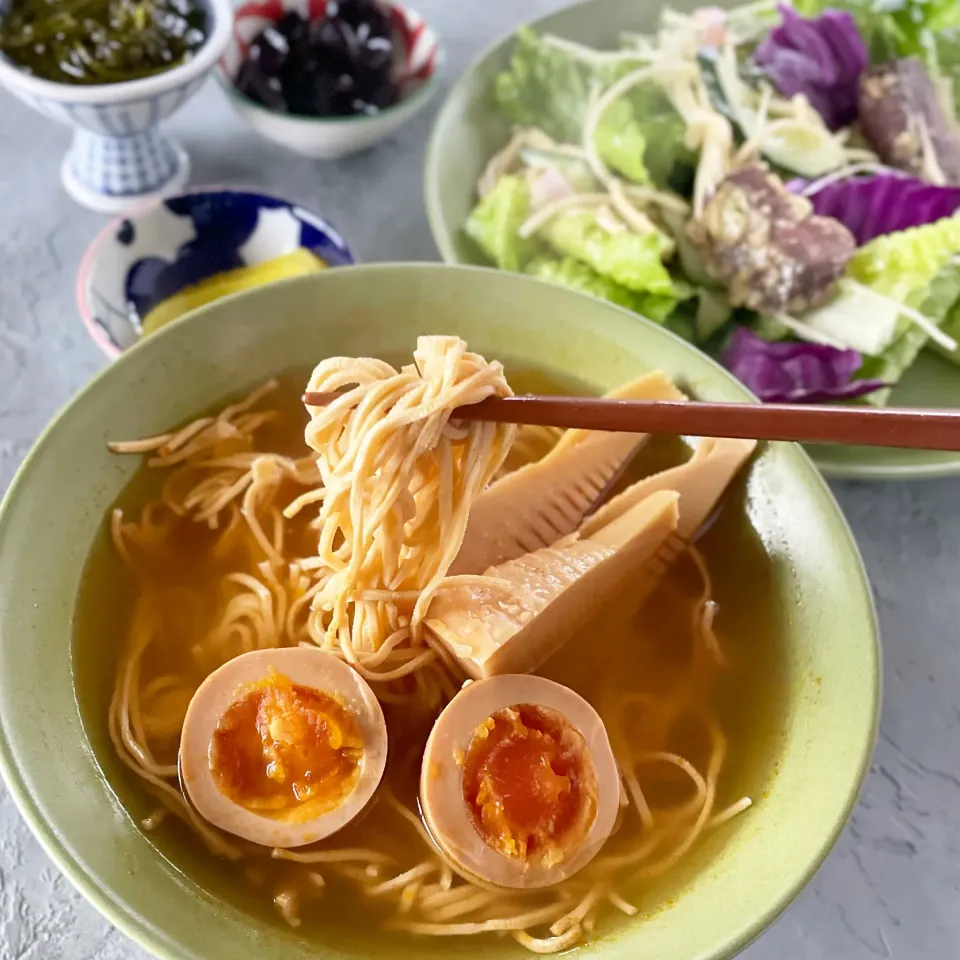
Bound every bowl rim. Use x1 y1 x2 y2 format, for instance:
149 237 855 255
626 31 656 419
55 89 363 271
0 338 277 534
214 0 445 127
423 0 515 266
0 263 881 960
0 0 234 104
75 184 358 359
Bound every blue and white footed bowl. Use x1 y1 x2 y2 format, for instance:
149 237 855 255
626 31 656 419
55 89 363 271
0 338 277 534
0 0 234 214
77 188 356 356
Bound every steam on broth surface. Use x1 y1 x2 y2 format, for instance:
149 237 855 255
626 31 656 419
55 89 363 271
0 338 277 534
73 338 786 955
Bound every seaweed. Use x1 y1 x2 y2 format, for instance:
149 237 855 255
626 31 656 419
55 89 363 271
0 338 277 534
0 0 207 85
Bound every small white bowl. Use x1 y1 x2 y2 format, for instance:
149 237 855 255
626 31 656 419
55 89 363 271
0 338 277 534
0 0 234 214
216 0 442 160
76 186 355 357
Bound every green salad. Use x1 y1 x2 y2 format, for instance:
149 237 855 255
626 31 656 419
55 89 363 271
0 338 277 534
465 0 960 404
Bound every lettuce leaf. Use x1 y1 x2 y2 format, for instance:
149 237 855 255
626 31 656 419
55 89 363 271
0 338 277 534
935 283 960 363
525 254 644 310
802 280 904 355
846 215 960 300
697 288 734 341
797 216 960 367
525 255 679 321
660 290 735 344
640 293 684 324
937 28 960 107
494 28 636 144
494 28 590 142
600 86 694 190
493 28 691 191
542 210 676 295
464 176 537 272
594 99 650 184
868 0 960 61
857 262 960 403
793 0 960 70
628 84 697 190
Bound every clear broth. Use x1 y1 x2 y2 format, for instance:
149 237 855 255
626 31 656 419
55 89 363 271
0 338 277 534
72 363 788 956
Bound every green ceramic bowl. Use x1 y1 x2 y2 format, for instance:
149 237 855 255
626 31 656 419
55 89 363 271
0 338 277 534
0 264 878 960
423 0 960 480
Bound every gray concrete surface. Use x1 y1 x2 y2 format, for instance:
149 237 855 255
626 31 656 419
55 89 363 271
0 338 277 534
1 1 958 957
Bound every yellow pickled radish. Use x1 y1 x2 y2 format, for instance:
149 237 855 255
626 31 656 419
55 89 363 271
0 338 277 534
141 248 327 336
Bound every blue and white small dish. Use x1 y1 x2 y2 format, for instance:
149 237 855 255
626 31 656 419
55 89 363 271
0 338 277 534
0 0 234 214
77 188 356 357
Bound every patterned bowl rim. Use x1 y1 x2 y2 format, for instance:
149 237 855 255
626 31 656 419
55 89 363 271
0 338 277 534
215 0 444 126
76 185 358 359
0 0 234 104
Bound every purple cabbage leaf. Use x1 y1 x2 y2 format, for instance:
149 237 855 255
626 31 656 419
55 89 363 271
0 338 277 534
722 327 888 403
795 174 960 246
754 4 867 131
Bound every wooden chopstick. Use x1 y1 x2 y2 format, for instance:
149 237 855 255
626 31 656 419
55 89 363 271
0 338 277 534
302 392 960 451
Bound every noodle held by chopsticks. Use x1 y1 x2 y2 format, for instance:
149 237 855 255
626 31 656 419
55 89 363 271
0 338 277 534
297 336 516 670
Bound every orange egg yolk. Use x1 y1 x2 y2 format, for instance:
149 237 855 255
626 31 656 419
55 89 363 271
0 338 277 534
209 673 363 821
461 704 597 866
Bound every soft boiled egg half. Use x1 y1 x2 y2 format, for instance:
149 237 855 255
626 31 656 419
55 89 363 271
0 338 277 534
180 648 387 848
420 675 620 889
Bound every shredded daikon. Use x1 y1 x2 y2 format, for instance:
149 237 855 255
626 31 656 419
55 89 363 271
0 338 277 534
621 183 691 215
774 313 849 350
583 61 699 187
608 180 670 242
518 193 613 238
917 116 948 187
688 111 734 219
799 163 909 198
845 281 958 352
477 128 556 197
542 34 655 65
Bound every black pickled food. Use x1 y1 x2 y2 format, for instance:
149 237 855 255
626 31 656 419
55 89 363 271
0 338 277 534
235 0 401 119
